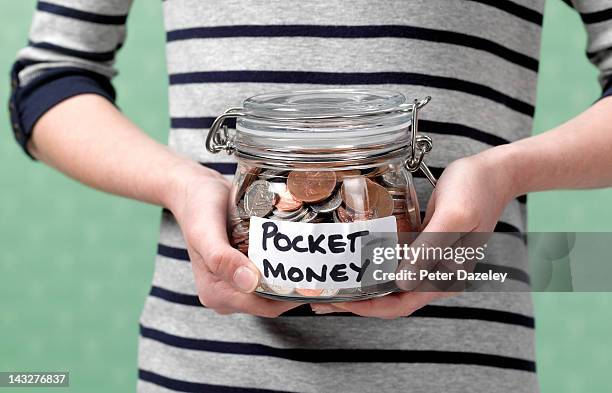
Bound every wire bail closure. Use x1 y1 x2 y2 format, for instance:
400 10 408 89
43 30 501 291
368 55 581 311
402 96 437 187
205 107 244 154
205 96 437 187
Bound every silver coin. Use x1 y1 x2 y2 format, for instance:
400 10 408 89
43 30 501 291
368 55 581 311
232 167 260 204
269 284 294 295
382 171 408 187
300 209 319 223
320 288 340 297
236 201 251 220
310 191 342 213
288 207 310 222
272 205 306 220
259 169 289 181
244 180 276 217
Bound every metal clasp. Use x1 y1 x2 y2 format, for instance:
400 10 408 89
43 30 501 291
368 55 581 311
205 107 244 154
401 96 437 187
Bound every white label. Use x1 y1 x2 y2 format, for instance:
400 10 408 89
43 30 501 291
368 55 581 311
248 216 399 289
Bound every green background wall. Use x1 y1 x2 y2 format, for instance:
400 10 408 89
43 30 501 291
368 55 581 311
1 1 611 391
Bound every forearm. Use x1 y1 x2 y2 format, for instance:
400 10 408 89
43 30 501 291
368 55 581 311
28 94 219 209
480 96 612 198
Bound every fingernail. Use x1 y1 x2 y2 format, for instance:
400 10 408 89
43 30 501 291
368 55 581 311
233 266 258 293
311 305 335 314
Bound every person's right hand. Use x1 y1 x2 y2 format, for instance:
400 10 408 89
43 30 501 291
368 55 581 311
167 164 301 317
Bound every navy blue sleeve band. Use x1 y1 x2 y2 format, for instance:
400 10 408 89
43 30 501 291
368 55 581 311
8 61 116 159
602 79 612 100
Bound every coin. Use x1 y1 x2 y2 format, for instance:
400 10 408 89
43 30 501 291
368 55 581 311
310 191 342 213
340 176 369 212
369 181 394 217
320 288 340 297
336 206 354 223
244 180 276 217
396 216 416 233
231 166 260 204
388 188 407 197
352 207 375 221
382 171 408 187
237 242 249 254
287 171 337 203
231 222 250 243
259 169 289 182
340 177 380 212
335 169 361 181
272 205 306 220
289 207 310 222
275 187 303 212
300 209 319 223
295 288 324 297
271 284 295 295
236 201 250 220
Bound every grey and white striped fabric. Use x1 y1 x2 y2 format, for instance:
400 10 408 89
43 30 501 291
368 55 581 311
10 0 612 392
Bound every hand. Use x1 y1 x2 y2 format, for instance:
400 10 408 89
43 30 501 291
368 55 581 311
167 164 301 317
312 151 518 318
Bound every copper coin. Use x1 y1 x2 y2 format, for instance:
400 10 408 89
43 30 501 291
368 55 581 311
340 176 369 212
275 187 303 211
295 288 324 297
237 243 249 255
287 171 337 203
395 215 418 233
340 177 379 212
336 206 354 223
352 207 375 221
388 188 407 197
369 181 394 217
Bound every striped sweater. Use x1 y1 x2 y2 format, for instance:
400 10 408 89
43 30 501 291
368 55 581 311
9 1 612 392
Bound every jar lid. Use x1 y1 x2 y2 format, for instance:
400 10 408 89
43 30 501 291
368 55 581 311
207 89 432 168
241 89 407 119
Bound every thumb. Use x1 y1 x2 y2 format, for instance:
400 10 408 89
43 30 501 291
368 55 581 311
395 209 465 291
188 193 260 294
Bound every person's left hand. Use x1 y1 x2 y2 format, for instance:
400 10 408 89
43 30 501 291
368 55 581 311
311 150 518 318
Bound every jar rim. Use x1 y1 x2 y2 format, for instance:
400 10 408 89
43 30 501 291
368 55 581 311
241 88 408 120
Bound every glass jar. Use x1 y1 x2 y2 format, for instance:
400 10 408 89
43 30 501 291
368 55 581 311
206 89 436 303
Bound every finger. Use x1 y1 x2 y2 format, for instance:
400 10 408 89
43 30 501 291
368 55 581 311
187 201 261 293
395 207 475 291
310 304 346 314
331 291 445 319
421 192 436 227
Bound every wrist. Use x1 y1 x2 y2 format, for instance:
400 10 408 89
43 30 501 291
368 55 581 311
158 158 225 218
473 143 526 204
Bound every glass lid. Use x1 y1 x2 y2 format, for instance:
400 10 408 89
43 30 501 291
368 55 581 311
229 88 425 167
242 89 408 119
